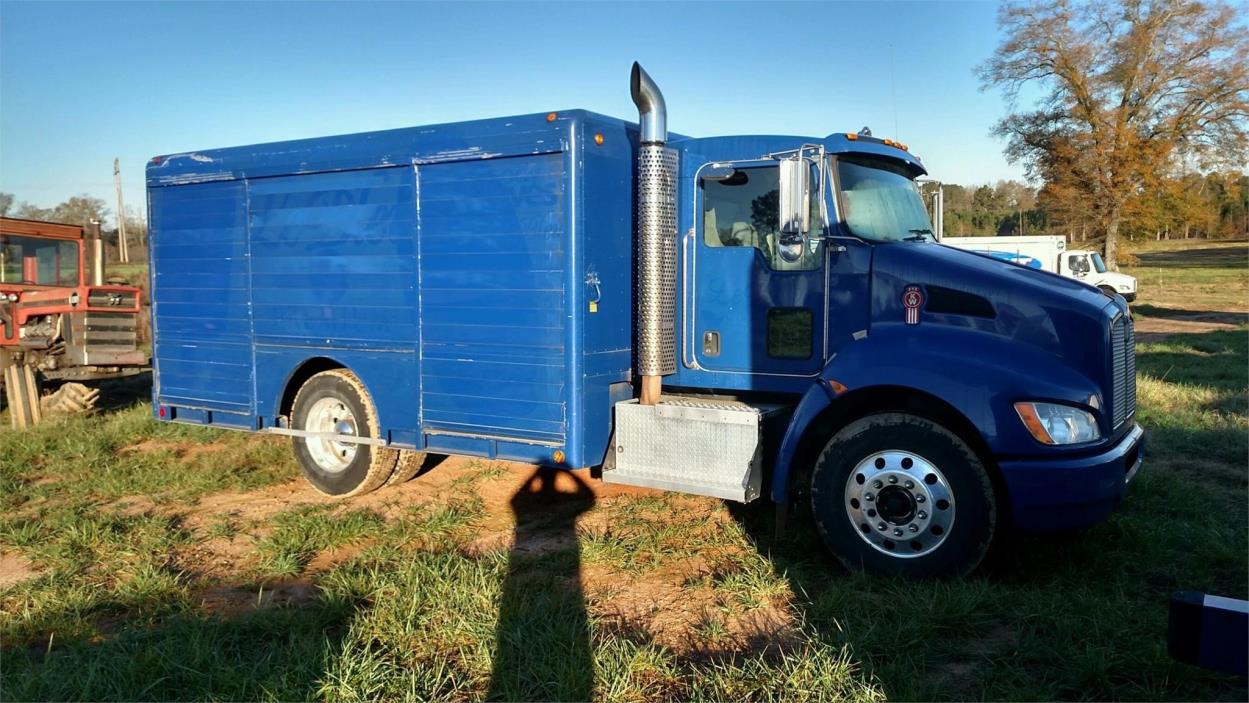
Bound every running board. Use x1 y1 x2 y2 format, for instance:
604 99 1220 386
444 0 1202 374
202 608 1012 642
606 397 782 502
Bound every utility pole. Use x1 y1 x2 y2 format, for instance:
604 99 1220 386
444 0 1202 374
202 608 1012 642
113 157 129 263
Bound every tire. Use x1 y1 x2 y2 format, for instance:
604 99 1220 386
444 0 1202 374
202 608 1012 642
810 412 996 577
386 449 429 487
290 369 398 497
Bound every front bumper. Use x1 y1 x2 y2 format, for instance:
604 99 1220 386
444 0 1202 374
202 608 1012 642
998 423 1145 530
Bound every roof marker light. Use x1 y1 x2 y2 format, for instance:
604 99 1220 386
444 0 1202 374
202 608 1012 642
546 112 558 122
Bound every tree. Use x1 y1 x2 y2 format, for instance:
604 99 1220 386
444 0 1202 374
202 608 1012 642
979 0 1249 265
51 195 110 228
0 193 13 217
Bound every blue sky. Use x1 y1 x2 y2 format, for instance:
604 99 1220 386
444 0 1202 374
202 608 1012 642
1 0 1024 225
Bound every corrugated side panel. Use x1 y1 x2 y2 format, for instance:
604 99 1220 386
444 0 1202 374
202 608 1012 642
247 167 418 348
418 154 567 444
150 181 254 412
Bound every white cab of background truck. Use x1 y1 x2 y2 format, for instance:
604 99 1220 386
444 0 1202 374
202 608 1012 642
940 235 1137 302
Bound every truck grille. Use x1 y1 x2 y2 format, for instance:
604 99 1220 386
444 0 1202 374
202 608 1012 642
1111 315 1137 428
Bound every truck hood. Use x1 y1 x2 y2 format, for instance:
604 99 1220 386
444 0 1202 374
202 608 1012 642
1099 271 1137 292
870 241 1117 370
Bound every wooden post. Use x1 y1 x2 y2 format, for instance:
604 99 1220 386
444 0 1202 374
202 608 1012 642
114 157 129 264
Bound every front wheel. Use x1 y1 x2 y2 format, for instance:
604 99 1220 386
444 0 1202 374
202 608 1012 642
810 413 996 577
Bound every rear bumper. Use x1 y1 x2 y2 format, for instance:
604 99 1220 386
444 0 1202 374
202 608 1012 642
998 423 1145 531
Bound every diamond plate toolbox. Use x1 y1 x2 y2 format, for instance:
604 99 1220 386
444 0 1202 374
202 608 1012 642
607 398 764 502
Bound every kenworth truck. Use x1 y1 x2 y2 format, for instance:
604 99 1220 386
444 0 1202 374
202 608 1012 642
941 235 1138 302
1 217 146 427
146 64 1144 576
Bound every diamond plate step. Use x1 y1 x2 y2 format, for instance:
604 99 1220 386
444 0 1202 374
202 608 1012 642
605 397 781 502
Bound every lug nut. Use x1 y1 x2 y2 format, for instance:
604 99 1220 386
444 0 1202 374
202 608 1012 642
864 493 874 502
893 528 903 537
888 476 898 484
873 480 883 490
918 510 928 520
877 522 887 531
909 524 919 533
915 495 926 503
904 480 914 489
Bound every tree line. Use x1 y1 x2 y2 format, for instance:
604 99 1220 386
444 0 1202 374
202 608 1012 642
0 192 148 262
935 172 1249 242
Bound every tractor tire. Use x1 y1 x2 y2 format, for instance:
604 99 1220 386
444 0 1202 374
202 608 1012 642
40 382 101 416
290 369 397 497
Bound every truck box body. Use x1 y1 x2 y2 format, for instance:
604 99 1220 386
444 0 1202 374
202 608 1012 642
148 111 636 467
147 65 1145 576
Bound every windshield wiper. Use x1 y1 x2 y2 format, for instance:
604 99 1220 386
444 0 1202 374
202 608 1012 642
902 228 933 242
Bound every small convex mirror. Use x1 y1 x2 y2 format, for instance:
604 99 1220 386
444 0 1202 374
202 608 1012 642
700 164 738 182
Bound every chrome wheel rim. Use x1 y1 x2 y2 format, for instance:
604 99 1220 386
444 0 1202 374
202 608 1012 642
304 397 358 473
844 450 955 558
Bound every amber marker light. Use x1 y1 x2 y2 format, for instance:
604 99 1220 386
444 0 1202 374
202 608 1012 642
845 133 859 140
552 449 566 464
546 112 558 122
1014 402 1055 445
593 133 605 146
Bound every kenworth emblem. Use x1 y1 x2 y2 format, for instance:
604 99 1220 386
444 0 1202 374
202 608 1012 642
902 286 923 325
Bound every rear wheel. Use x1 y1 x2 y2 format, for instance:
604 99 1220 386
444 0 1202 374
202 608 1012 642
810 412 996 577
386 449 430 487
291 369 397 496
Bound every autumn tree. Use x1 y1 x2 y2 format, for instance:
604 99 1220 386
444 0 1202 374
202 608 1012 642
979 0 1249 265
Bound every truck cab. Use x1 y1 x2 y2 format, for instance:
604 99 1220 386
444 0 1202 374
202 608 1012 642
1060 249 1138 301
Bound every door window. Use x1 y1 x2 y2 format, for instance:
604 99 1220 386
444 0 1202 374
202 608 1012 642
702 165 821 271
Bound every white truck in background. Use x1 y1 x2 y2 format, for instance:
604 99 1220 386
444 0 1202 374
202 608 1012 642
940 236 1137 302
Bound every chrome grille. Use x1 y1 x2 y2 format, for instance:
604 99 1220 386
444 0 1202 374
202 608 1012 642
82 311 138 352
1111 315 1137 428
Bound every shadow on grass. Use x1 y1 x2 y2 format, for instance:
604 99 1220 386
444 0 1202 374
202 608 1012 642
1132 304 1249 325
487 469 595 701
1135 245 1249 269
0 590 355 701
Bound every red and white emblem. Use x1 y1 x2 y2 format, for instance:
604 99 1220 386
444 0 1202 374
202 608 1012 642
902 286 924 325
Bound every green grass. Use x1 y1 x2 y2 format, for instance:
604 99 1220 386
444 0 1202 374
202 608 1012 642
2 241 1247 701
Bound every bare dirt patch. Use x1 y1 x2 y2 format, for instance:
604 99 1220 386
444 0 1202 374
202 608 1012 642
1135 310 1248 343
0 550 40 589
199 579 319 618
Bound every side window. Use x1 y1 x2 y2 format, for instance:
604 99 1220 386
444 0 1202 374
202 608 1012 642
767 308 813 359
702 165 821 271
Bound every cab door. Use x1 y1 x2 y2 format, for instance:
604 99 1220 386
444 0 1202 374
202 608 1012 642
689 160 826 377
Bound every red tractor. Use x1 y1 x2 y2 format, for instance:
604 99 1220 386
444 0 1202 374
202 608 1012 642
1 217 146 427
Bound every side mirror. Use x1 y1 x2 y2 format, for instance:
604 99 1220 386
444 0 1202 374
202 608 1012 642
778 157 810 236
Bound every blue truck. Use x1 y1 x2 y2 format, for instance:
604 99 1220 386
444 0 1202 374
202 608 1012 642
146 64 1144 576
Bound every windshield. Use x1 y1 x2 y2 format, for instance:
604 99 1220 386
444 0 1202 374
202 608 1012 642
0 234 81 286
835 156 933 242
1090 253 1107 274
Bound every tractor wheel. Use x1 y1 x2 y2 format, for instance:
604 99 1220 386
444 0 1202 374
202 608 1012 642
290 369 397 497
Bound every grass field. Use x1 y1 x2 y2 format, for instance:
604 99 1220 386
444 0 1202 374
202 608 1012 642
2 241 1246 701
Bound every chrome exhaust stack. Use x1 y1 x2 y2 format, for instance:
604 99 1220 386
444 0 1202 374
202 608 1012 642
630 62 678 405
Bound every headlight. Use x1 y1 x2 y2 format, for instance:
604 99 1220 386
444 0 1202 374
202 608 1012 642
1015 402 1101 445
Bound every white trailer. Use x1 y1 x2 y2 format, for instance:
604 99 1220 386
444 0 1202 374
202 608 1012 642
941 235 1137 302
